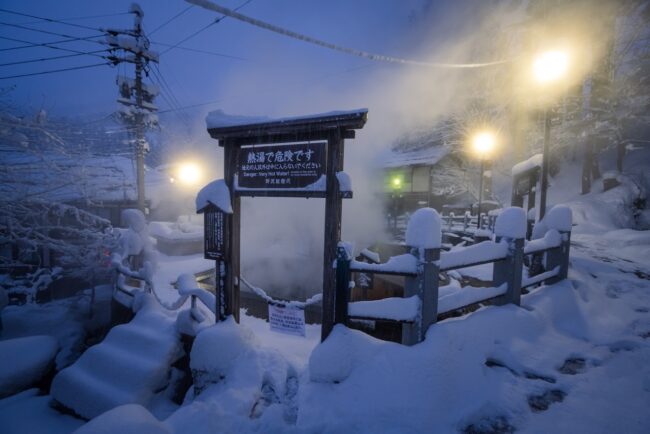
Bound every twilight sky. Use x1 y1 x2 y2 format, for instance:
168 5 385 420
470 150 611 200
0 0 491 120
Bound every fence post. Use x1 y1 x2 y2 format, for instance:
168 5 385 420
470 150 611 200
401 247 420 346
419 247 440 338
493 207 526 306
334 243 351 326
543 205 573 284
493 237 524 306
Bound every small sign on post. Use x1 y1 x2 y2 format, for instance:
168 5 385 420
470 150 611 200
268 304 306 337
203 207 225 260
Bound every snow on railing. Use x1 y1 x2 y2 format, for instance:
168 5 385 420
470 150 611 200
439 240 509 271
348 295 420 322
239 276 322 309
335 205 573 346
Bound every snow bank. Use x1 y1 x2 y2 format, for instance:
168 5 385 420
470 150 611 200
122 209 147 233
73 404 171 434
545 205 572 232
438 284 507 314
405 208 441 248
348 295 420 322
309 325 391 384
494 207 527 239
190 318 256 386
195 179 233 214
350 253 417 275
0 336 58 398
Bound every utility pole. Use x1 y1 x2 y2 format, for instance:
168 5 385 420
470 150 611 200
106 4 159 214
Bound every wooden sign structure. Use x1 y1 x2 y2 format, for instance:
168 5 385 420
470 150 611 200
206 110 368 340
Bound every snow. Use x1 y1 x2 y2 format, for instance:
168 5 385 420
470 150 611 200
50 297 181 419
0 336 58 398
440 240 509 270
494 206 527 239
545 205 573 232
206 108 367 129
350 253 417 275
74 404 171 434
195 179 233 214
405 207 441 248
336 171 352 192
524 229 562 254
437 284 507 314
512 153 543 176
377 144 451 168
348 295 421 321
522 266 560 288
359 248 380 263
0 389 84 434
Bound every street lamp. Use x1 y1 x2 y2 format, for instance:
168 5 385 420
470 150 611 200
176 162 202 186
472 131 496 229
533 49 569 220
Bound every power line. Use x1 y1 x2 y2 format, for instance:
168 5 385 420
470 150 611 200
0 62 110 80
159 0 253 56
0 7 104 32
157 99 220 114
16 12 130 25
0 49 108 67
0 21 104 42
148 5 193 36
187 0 511 68
0 34 104 52
0 36 107 58
151 40 247 60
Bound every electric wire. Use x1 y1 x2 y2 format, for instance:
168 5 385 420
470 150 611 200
151 41 246 60
0 62 111 80
0 34 104 52
0 36 108 57
159 0 253 55
0 7 106 32
186 0 510 68
0 21 104 42
0 49 108 67
148 5 193 36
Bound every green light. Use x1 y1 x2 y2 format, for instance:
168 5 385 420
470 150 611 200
391 176 402 188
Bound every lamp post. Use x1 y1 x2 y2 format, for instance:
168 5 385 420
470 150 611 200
532 50 569 220
471 131 496 229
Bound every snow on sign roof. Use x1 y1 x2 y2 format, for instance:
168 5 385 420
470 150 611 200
205 109 368 142
378 145 451 168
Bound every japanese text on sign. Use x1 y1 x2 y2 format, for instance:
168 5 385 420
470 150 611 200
238 142 325 189
268 304 306 337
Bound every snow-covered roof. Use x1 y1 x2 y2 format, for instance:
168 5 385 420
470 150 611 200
377 145 452 168
206 108 368 130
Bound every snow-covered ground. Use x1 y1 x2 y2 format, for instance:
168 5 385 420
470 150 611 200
1 183 649 433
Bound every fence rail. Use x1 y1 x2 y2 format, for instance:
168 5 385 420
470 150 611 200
336 206 572 345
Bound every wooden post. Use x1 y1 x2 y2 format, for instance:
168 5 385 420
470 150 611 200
401 249 419 346
223 143 241 323
334 244 351 326
493 236 524 306
545 230 571 284
321 128 344 341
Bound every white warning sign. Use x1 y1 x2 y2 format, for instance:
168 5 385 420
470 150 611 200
268 304 306 337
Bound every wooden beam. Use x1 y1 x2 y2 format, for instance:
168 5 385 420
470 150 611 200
321 128 344 341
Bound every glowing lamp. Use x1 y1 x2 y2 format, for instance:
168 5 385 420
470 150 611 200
533 50 569 83
472 131 496 158
177 162 201 185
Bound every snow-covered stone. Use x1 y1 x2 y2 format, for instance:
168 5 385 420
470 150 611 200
0 336 58 398
494 206 527 239
545 205 573 232
405 208 441 249
195 179 233 214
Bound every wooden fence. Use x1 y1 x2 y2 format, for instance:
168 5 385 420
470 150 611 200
335 206 572 345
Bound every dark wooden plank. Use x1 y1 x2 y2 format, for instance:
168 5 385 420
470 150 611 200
321 128 344 341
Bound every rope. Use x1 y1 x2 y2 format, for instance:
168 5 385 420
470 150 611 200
240 275 322 309
186 0 510 69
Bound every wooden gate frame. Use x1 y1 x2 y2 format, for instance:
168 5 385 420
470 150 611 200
206 110 368 340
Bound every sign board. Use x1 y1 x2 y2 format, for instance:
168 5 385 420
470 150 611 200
204 208 225 260
268 304 306 337
238 142 326 189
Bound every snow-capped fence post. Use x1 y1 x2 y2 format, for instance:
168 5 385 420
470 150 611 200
492 207 526 306
334 243 352 326
543 206 572 284
402 208 441 345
